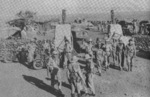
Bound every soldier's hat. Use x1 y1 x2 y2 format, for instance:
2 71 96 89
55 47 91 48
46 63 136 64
52 50 58 55
104 36 108 40
119 38 123 43
105 39 110 43
129 38 133 42
70 56 78 63
129 38 134 45
96 38 101 42
89 38 92 42
85 54 92 60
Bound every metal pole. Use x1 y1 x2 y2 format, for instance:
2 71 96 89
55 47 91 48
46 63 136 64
111 10 114 24
62 9 66 24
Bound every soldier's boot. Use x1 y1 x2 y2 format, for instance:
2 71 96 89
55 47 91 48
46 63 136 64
71 93 75 97
77 94 81 97
130 64 132 72
127 61 129 72
128 64 130 72
98 68 101 76
119 64 122 71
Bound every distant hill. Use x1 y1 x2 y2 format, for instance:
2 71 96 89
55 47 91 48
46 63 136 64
0 11 150 25
37 11 150 22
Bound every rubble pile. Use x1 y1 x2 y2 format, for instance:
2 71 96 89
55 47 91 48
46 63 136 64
0 39 30 61
134 35 150 51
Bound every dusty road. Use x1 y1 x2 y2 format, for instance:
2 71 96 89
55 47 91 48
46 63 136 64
0 31 150 97
0 54 150 97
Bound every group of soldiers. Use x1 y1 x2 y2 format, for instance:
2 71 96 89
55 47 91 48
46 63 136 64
93 36 136 75
16 35 136 97
42 37 97 97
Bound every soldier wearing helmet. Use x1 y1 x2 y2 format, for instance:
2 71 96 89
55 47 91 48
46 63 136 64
126 38 136 72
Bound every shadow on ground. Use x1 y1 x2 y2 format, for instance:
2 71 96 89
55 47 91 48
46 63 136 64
22 75 65 97
137 50 150 60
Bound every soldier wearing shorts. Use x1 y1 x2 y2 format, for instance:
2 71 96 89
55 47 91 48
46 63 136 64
112 38 118 65
116 39 126 71
126 39 136 72
103 39 112 70
67 56 87 97
63 38 73 69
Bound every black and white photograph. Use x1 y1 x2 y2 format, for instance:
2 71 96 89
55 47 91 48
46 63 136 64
0 0 150 97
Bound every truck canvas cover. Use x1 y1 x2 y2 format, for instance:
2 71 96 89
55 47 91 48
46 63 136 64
54 24 72 52
108 24 123 40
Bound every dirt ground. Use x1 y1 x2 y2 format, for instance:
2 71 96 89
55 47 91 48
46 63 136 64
0 31 150 97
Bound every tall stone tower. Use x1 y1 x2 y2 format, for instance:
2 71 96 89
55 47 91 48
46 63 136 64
62 9 66 24
111 10 114 24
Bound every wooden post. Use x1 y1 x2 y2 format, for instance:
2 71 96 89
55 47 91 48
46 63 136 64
62 9 66 24
111 10 114 24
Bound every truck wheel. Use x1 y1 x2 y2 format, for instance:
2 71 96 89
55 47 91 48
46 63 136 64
33 59 43 70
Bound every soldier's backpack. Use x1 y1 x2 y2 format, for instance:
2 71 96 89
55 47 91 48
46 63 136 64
69 63 81 83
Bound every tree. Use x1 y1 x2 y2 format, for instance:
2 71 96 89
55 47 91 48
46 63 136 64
16 10 37 25
16 10 36 20
7 10 37 30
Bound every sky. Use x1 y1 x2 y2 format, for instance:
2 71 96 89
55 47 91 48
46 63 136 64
0 0 149 18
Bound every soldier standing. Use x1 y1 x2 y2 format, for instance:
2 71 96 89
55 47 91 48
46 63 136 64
67 56 87 97
116 39 126 71
47 54 63 95
103 39 112 70
52 48 60 67
43 40 50 51
126 39 136 72
86 38 94 58
81 38 88 53
26 41 36 64
85 54 95 96
95 41 105 76
43 39 51 65
112 38 118 65
63 38 73 69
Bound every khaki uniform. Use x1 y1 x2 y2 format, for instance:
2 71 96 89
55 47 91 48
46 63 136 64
80 40 88 53
103 43 112 69
112 41 117 65
63 43 73 68
96 48 105 75
116 43 125 70
85 58 95 95
52 50 60 67
43 42 50 65
27 43 36 63
47 57 62 91
68 61 87 97
126 44 136 71
86 43 93 58
43 42 50 51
